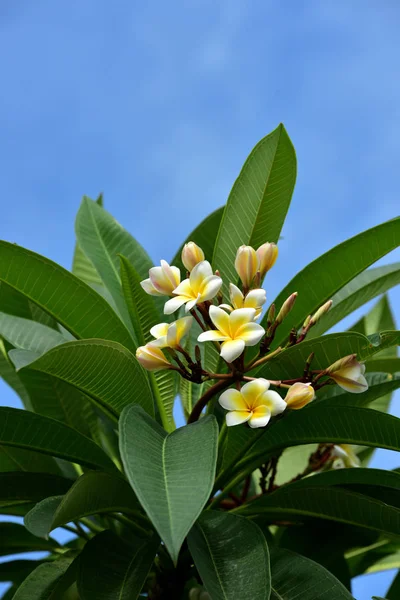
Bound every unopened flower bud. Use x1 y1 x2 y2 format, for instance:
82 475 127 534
309 300 333 327
181 241 205 272
266 303 276 327
285 382 315 410
275 292 298 325
256 242 278 278
235 245 258 288
303 315 311 328
136 344 171 371
326 354 368 394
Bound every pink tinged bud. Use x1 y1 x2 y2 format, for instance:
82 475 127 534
136 344 171 371
181 241 205 272
285 382 315 410
235 245 258 288
275 292 298 325
326 355 368 394
256 242 278 278
309 300 333 326
303 315 311 328
140 260 181 297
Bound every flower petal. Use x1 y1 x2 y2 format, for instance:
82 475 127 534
185 294 201 312
229 308 257 335
209 305 231 337
140 278 163 296
190 260 213 291
198 330 228 342
236 322 265 345
245 288 267 308
220 339 245 363
150 323 169 339
173 316 193 341
248 406 271 428
160 260 181 288
164 296 187 315
229 283 244 308
172 278 193 297
241 379 270 404
331 373 368 393
226 410 252 427
257 390 287 415
219 388 247 411
201 275 223 301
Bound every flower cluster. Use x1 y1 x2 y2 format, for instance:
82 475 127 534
136 240 368 434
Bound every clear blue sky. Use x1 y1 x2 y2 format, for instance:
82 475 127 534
1 2 399 598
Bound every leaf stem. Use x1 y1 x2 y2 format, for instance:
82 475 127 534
187 378 233 423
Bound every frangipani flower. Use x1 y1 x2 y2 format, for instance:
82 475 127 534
136 344 171 371
149 316 193 349
285 382 315 409
219 378 286 428
220 283 266 319
327 355 368 393
181 241 205 272
256 242 278 278
332 444 360 468
164 261 222 315
141 260 180 297
235 245 258 288
197 306 265 363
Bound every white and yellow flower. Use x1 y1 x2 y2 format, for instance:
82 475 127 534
256 242 278 278
181 241 205 272
331 444 360 468
136 344 171 371
197 306 265 363
235 245 258 288
327 355 368 394
140 260 181 297
149 316 193 349
220 283 266 319
285 382 315 409
164 261 222 315
219 378 286 428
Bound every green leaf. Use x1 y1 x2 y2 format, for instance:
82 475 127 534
254 331 400 381
13 339 154 421
269 547 354 599
238 484 400 537
309 263 400 338
171 206 225 272
119 405 218 563
387 570 400 599
0 338 32 408
0 241 135 352
221 406 400 485
265 217 400 346
366 358 400 373
187 511 270 600
119 254 176 431
0 407 115 471
12 554 76 600
77 530 159 600
25 472 139 539
0 313 66 354
0 281 56 329
0 560 45 584
213 124 296 295
318 372 400 409
0 472 72 504
0 445 62 476
72 194 105 287
0 522 58 556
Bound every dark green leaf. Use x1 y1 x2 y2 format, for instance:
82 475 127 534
265 217 400 346
12 553 76 599
72 194 105 287
188 511 270 600
0 313 66 354
13 339 154 420
77 530 158 600
0 472 72 503
387 570 400 599
0 241 135 351
0 560 45 583
0 523 58 557
213 124 296 295
0 407 115 471
120 406 218 563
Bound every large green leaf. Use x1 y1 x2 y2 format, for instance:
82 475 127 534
77 530 158 600
12 339 154 421
188 511 270 600
119 255 175 431
0 560 46 584
0 314 66 354
213 124 296 296
269 547 354 599
171 206 225 272
255 331 400 381
0 241 135 351
25 472 139 539
220 406 400 486
0 444 62 476
387 570 400 599
119 405 218 563
0 522 58 556
265 217 400 345
0 472 72 504
237 484 400 537
0 407 114 471
72 194 105 287
0 338 32 408
0 282 56 329
12 554 76 600
309 263 400 338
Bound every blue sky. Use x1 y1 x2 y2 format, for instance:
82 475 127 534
0 1 399 598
